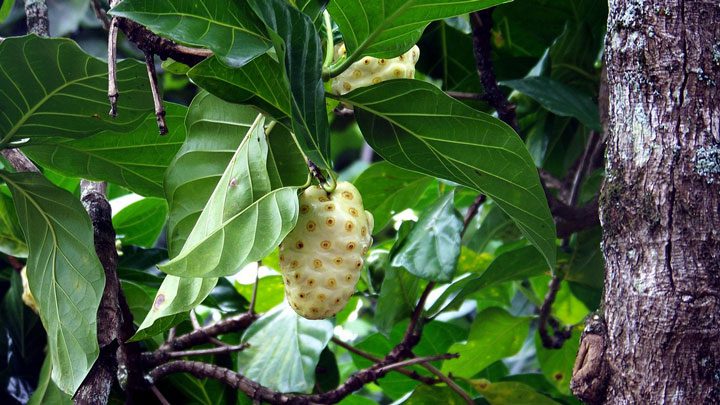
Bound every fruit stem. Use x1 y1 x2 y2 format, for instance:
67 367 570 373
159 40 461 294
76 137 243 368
322 11 334 69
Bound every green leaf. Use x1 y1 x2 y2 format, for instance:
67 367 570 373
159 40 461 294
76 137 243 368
341 80 556 269
134 94 258 340
0 0 14 23
132 276 216 341
466 203 521 253
234 275 285 313
374 266 420 335
416 21 480 92
119 280 156 328
327 0 508 59
471 379 561 405
0 172 103 394
0 36 151 148
23 103 187 198
353 161 435 231
237 302 333 393
28 356 73 405
535 328 581 395
492 0 573 58
0 191 27 257
187 55 291 118
405 385 469 405
442 308 530 378
110 0 272 67
391 192 462 282
250 0 331 168
159 114 299 278
113 197 168 247
165 93 259 257
501 77 601 131
428 245 549 315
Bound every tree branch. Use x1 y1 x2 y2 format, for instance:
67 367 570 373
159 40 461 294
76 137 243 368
143 51 168 134
469 10 518 131
331 337 440 385
1 150 39 173
538 275 573 349
24 0 48 37
116 18 211 66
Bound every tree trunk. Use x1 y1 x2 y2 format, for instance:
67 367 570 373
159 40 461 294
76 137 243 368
575 0 720 403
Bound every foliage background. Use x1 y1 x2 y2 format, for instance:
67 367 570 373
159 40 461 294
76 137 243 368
0 0 606 403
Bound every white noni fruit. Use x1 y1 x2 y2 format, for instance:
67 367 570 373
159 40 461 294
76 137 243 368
280 182 374 319
331 44 420 96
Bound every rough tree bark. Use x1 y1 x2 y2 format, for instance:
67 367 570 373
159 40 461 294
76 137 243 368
573 0 720 403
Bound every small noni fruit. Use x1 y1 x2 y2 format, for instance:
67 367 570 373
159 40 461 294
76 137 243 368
280 182 374 319
331 44 420 96
21 267 39 314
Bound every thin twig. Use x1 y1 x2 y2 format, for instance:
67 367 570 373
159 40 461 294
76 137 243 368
421 362 474 405
90 0 111 30
331 337 440 385
150 385 171 405
462 194 487 234
374 354 459 374
165 343 249 359
143 51 168 135
538 275 573 349
117 18 211 66
446 91 484 101
190 310 228 347
1 150 40 172
107 13 119 117
249 266 260 315
469 10 518 131
166 327 177 343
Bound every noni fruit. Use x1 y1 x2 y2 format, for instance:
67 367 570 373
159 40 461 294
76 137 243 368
331 44 420 96
280 182 374 319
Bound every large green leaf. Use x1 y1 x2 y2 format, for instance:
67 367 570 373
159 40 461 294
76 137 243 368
341 80 556 268
501 77 601 131
187 55 290 119
165 94 258 256
0 191 27 257
23 103 187 197
132 275 216 341
110 0 272 67
249 0 331 168
391 192 463 282
442 308 530 377
405 385 469 405
466 203 521 253
492 0 573 58
353 161 435 231
237 302 333 393
374 266 420 335
416 21 480 92
113 197 168 247
0 36 151 148
0 172 103 394
134 94 256 339
326 0 507 59
428 245 549 315
159 114 299 278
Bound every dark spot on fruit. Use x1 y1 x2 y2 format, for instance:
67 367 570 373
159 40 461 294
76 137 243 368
300 205 310 214
334 257 343 265
348 208 358 217
321 240 332 249
296 241 304 249
341 191 354 200
313 259 323 269
361 227 367 236
307 279 315 286
306 221 316 231
345 221 354 232
326 217 335 226
346 242 356 251
327 278 336 288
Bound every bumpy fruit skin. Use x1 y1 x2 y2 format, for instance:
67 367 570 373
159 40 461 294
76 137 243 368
331 44 420 96
280 182 374 319
21 267 39 314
